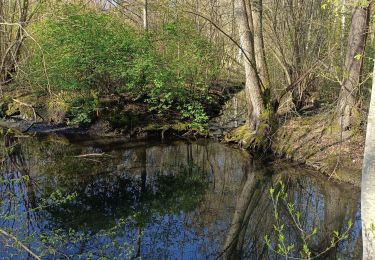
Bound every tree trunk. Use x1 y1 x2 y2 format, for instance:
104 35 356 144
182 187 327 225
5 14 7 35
340 0 346 61
0 0 5 86
337 3 369 130
251 0 270 91
0 0 4 55
0 0 29 84
234 0 265 131
143 0 148 31
361 58 375 259
9 0 29 75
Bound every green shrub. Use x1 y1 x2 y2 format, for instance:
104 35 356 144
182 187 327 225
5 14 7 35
144 21 219 127
157 21 220 89
67 96 98 125
23 5 219 128
26 5 155 94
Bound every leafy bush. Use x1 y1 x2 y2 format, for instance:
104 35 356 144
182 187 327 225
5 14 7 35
157 21 220 90
144 21 219 126
27 5 155 94
67 95 99 125
23 5 219 128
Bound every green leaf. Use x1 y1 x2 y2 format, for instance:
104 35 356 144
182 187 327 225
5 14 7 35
296 211 301 222
348 219 353 228
354 53 362 60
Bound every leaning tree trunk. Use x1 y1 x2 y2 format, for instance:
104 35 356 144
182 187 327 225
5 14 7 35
337 4 369 130
361 58 375 259
234 0 265 131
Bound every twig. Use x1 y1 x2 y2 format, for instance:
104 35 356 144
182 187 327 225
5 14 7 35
182 10 265 89
73 153 113 158
0 228 41 260
0 22 52 95
22 122 36 133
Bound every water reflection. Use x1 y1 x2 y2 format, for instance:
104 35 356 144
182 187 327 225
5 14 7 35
0 132 361 259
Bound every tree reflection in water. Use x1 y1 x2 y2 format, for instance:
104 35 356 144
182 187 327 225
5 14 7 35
0 133 362 259
222 163 361 259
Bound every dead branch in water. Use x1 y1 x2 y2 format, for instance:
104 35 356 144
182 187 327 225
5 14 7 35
73 153 114 158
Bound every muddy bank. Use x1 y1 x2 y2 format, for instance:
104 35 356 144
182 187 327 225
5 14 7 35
0 89 364 186
0 118 170 142
0 118 86 135
211 90 363 186
0 84 243 137
271 113 363 186
223 113 363 186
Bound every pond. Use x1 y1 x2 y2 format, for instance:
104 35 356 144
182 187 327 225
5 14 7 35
0 131 361 259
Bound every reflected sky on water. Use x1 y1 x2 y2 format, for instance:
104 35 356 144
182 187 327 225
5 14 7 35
0 133 361 259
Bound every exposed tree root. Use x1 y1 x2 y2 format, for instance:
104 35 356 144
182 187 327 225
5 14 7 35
224 122 270 151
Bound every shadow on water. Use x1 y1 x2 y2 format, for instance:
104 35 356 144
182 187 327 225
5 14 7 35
0 131 362 259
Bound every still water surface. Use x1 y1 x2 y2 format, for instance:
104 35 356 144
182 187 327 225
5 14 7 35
0 133 361 259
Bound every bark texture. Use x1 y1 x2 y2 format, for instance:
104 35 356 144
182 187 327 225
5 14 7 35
143 0 148 31
361 59 375 259
234 0 265 131
251 0 270 90
0 0 4 57
338 4 369 130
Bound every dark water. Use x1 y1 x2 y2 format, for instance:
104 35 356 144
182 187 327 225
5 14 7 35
0 132 361 259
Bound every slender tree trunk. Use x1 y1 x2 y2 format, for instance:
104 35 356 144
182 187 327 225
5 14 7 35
234 0 265 131
10 0 28 72
251 0 270 90
143 0 148 31
341 0 346 61
0 0 29 84
337 3 369 130
0 0 5 85
0 0 4 55
361 59 375 259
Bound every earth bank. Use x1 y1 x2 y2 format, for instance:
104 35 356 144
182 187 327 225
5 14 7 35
0 89 363 186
